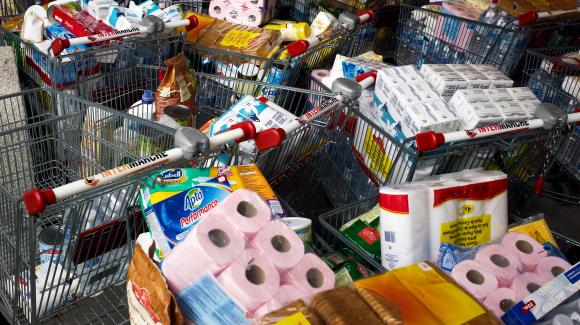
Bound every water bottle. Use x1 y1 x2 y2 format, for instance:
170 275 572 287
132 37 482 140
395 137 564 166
127 90 155 130
479 0 501 24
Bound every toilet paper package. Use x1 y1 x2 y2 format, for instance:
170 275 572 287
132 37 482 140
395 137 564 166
209 0 276 27
502 262 580 325
449 89 506 129
140 165 282 258
379 169 508 270
448 64 492 89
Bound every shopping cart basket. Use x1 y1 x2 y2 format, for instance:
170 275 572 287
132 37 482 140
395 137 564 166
0 15 196 89
396 3 580 76
185 9 374 91
521 47 580 206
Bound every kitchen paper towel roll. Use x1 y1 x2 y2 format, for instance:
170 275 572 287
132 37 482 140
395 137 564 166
281 253 335 297
162 215 245 294
510 272 551 301
217 248 280 311
501 232 547 272
451 259 498 300
254 284 304 318
216 189 271 239
483 287 516 318
475 244 522 287
534 256 572 280
249 220 304 273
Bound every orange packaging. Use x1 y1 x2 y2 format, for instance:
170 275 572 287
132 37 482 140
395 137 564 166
155 53 196 124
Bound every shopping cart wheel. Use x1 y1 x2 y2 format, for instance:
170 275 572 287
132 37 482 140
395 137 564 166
536 103 568 130
331 78 362 101
175 127 209 160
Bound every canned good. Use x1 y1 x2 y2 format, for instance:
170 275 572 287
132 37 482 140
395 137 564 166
236 63 260 95
281 217 312 243
39 225 67 265
260 63 290 99
165 104 194 127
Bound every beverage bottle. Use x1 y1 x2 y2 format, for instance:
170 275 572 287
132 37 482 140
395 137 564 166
495 11 511 27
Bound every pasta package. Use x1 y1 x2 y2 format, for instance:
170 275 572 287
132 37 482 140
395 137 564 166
193 18 282 60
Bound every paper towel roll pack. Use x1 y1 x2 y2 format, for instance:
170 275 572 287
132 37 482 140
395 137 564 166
379 168 508 270
209 0 277 27
161 189 334 323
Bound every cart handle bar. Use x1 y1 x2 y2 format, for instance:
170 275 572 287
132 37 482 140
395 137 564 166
518 7 580 25
253 71 377 151
416 111 580 152
22 75 374 215
51 15 199 56
286 9 375 57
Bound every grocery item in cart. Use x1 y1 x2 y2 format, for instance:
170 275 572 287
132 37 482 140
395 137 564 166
206 95 297 164
328 52 390 81
49 1 116 38
106 6 142 30
87 0 117 21
340 212 380 262
21 5 50 43
209 0 277 27
140 165 282 257
258 299 323 325
379 169 508 270
192 17 282 61
154 52 196 123
45 22 98 72
264 20 311 42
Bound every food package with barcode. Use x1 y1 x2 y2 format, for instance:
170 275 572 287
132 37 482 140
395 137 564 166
339 204 381 262
206 95 297 165
379 168 508 271
154 53 196 124
139 164 281 259
353 66 459 183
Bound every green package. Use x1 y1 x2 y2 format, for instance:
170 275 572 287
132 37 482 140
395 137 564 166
340 219 381 262
334 260 372 287
321 252 349 270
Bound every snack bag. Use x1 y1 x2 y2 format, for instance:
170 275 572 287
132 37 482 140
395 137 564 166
155 53 196 124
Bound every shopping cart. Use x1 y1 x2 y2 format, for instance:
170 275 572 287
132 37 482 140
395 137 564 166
521 47 580 206
396 3 580 76
0 15 192 89
184 9 374 91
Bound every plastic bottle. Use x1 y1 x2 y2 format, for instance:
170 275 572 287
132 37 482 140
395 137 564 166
479 0 501 24
495 11 511 27
126 90 155 131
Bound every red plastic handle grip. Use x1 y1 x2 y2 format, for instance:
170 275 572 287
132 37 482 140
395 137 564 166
22 189 56 215
518 11 538 25
254 128 286 151
356 10 376 24
185 15 199 31
355 70 377 83
415 131 445 151
230 121 256 143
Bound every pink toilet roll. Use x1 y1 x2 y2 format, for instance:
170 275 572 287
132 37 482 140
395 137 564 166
249 220 304 273
451 259 498 300
161 214 245 295
209 0 227 20
475 244 522 287
510 272 551 301
483 287 516 318
501 232 547 272
216 189 271 239
254 284 304 318
281 253 335 297
217 248 280 311
534 256 572 280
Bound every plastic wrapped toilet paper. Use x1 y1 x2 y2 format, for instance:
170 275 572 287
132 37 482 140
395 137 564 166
281 253 335 296
451 259 498 300
484 287 516 318
217 248 280 311
379 183 430 270
510 272 551 301
254 284 304 318
162 215 245 294
209 0 275 27
217 189 271 239
534 256 572 280
501 232 547 272
475 244 522 287
250 220 304 273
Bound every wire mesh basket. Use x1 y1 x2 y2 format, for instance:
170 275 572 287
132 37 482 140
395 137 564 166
395 3 580 76
522 46 580 202
0 28 183 89
0 88 178 324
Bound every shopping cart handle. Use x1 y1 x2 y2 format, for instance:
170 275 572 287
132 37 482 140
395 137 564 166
356 10 376 24
416 131 445 151
23 189 56 216
230 121 256 143
51 38 70 56
518 11 539 25
286 40 309 57
254 128 286 151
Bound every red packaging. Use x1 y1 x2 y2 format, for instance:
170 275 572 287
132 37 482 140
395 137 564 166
50 2 114 38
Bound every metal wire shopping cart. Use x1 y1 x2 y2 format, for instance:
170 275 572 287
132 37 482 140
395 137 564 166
521 47 580 207
396 3 580 76
0 15 196 89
